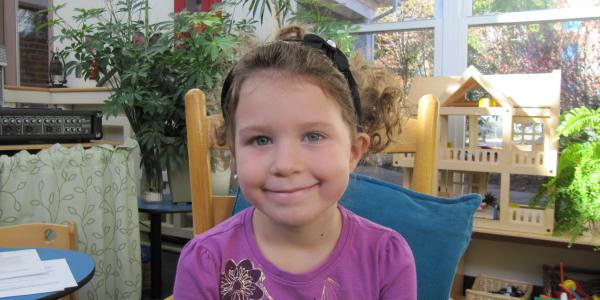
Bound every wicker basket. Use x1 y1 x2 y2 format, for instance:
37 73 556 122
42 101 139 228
466 275 533 300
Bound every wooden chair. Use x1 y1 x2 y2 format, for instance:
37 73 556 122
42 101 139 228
180 88 479 299
0 222 77 250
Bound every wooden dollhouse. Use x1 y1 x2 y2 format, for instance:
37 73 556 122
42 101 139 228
394 66 561 234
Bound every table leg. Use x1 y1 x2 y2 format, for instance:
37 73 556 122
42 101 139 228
150 213 162 299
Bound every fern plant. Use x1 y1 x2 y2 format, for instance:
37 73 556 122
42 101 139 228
537 106 600 239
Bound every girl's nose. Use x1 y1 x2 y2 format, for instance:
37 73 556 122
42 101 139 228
270 141 303 176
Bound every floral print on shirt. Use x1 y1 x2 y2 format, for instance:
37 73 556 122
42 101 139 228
321 277 341 300
220 259 265 300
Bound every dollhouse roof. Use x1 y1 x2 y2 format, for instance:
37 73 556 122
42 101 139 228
406 66 561 110
441 66 517 108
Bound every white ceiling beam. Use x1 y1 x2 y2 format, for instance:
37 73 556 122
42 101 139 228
334 0 377 19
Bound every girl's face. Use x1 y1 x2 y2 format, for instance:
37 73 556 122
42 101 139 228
234 73 369 228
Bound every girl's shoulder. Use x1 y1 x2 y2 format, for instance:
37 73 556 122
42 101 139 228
182 207 252 254
337 205 416 295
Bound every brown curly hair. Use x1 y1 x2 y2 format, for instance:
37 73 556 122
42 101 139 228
220 26 403 154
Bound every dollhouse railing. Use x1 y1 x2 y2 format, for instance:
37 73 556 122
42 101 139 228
393 152 415 167
510 206 545 224
513 150 544 166
395 147 556 177
511 150 557 176
507 205 554 233
442 148 501 164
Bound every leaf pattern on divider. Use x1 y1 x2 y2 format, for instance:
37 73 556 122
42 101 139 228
0 141 141 300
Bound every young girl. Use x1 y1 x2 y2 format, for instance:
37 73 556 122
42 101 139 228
174 26 417 299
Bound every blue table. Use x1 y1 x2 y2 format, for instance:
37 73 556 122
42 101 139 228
0 248 95 300
138 198 191 299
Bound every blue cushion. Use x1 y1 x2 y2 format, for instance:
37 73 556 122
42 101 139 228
233 173 481 300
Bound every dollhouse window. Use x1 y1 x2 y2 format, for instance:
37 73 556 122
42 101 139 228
513 122 544 146
464 115 503 148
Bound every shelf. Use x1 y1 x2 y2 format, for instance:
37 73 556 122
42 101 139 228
473 222 599 250
4 86 110 93
3 85 110 105
0 140 121 151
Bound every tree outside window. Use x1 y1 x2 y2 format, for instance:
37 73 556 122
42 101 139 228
469 0 600 110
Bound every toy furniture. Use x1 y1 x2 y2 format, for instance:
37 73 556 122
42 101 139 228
180 88 481 299
397 66 560 235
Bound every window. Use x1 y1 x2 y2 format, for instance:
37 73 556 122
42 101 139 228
468 20 600 110
513 120 544 148
462 115 503 149
352 0 437 106
18 3 49 87
2 1 50 87
355 29 434 101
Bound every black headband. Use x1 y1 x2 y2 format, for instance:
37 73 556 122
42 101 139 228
220 34 362 124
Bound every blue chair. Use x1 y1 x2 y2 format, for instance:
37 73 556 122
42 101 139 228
184 89 481 299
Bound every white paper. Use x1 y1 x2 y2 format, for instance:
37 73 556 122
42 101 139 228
0 259 77 298
0 249 45 279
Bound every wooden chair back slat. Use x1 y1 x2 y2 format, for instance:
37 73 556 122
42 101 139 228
185 89 215 235
0 222 77 250
411 95 439 194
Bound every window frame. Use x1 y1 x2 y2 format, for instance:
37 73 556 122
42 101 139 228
0 1 5 45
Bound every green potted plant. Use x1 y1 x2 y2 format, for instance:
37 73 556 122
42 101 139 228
534 106 600 242
44 0 253 200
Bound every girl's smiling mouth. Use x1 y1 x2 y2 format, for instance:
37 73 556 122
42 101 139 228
263 183 320 197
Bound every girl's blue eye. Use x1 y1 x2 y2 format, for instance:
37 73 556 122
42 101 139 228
304 132 324 143
253 136 271 146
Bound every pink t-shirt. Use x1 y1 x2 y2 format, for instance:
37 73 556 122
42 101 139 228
173 205 417 299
